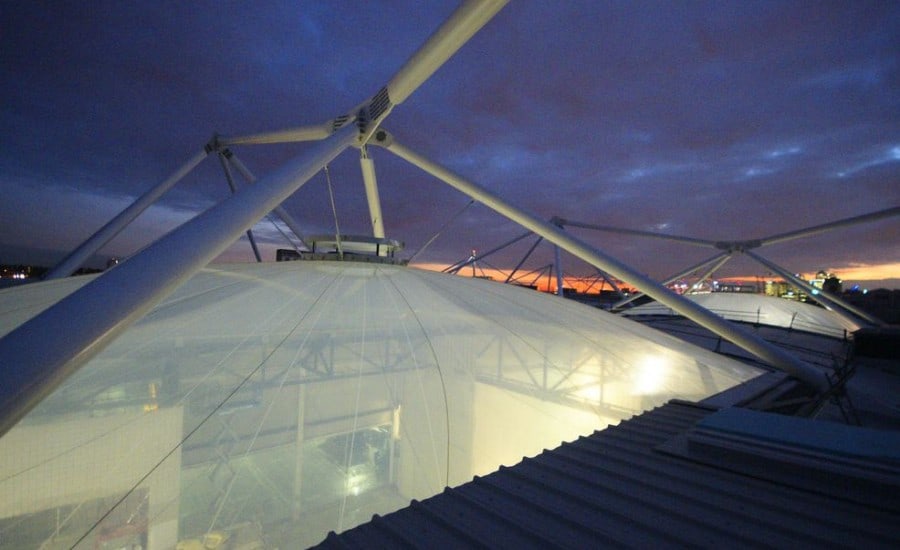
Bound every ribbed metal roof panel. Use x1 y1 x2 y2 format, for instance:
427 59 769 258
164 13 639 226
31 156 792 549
314 400 900 548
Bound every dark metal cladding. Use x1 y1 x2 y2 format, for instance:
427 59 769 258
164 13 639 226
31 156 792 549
314 401 900 549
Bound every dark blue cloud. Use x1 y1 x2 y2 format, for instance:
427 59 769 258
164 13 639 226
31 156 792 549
1 0 898 285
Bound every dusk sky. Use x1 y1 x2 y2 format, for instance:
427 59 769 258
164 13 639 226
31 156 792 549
2 1 898 288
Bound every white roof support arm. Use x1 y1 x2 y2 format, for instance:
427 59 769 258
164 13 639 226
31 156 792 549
217 123 333 146
745 250 883 327
381 135 830 393
387 0 509 106
759 205 900 247
553 216 565 296
555 218 717 249
217 0 509 151
44 149 210 279
0 123 358 438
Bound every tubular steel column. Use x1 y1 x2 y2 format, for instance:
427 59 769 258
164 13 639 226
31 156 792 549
360 147 386 241
554 244 565 296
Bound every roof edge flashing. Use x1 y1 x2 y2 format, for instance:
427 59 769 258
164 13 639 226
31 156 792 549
695 407 900 463
658 405 900 513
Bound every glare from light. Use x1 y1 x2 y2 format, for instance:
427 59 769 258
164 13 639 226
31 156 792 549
574 384 602 403
346 473 366 496
633 354 670 395
392 405 401 440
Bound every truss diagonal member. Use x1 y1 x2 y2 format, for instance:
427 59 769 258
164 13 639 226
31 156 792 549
504 235 544 284
409 199 475 264
448 229 534 275
744 250 883 327
577 271 604 294
507 264 548 286
0 124 358 438
44 149 210 280
612 251 731 310
225 151 310 249
383 136 830 393
554 218 717 249
218 151 262 262
443 256 470 274
595 269 626 298
758 205 900 247
688 252 734 295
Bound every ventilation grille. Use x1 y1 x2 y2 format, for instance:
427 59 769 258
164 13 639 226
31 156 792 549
367 86 391 123
331 114 350 133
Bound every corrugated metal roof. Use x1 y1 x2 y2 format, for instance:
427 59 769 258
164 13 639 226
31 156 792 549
314 400 900 548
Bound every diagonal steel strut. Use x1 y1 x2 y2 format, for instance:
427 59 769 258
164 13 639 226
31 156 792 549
380 134 829 393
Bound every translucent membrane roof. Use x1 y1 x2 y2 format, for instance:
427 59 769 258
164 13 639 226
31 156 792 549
622 292 860 339
0 261 761 548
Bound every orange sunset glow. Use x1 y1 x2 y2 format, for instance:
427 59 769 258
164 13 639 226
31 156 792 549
819 262 900 283
411 261 900 294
